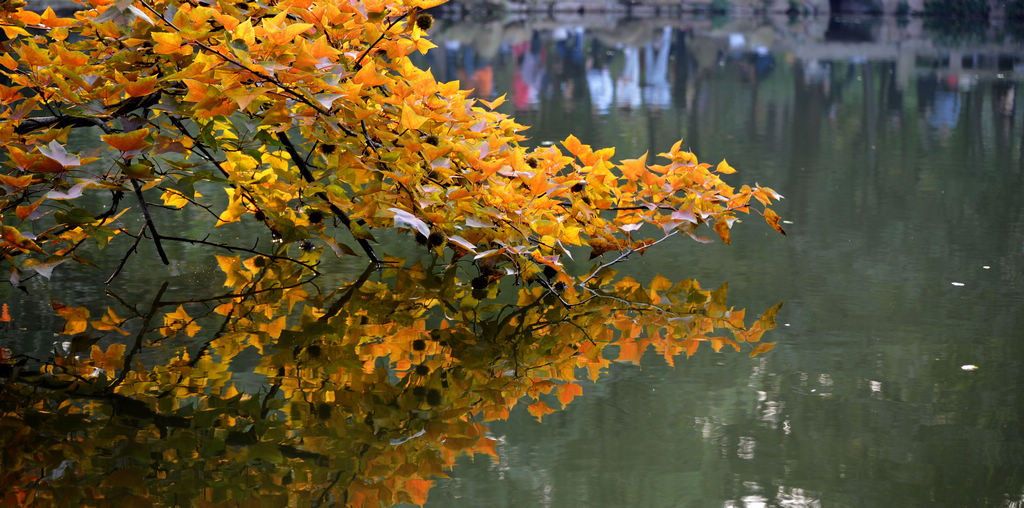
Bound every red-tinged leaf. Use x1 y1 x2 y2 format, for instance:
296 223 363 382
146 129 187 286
101 128 151 155
0 303 10 323
749 342 776 357
526 401 555 422
557 383 583 408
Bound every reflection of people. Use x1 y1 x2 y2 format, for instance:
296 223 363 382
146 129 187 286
929 76 961 131
643 26 673 110
513 31 545 110
553 26 586 110
586 38 614 114
616 46 642 109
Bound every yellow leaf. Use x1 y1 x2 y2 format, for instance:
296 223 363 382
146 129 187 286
160 189 190 209
401 103 427 131
52 301 90 335
716 159 737 174
161 305 200 338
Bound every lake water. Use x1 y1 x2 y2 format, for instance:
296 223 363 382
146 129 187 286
412 14 1024 508
4 10 1024 507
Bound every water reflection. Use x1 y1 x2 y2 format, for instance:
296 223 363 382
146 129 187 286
0 243 779 505
415 13 1024 508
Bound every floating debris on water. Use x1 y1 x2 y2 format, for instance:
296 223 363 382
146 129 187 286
961 364 979 371
951 282 965 287
982 265 991 270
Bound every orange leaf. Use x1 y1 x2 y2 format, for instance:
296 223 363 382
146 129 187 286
561 134 588 159
354 60 387 87
557 383 583 408
405 478 432 506
616 339 643 364
749 342 776 357
101 128 151 154
527 401 556 422
90 343 126 371
15 198 44 220
713 220 731 245
764 208 786 236
1 303 11 322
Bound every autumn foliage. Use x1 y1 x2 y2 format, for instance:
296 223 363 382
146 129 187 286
0 0 784 505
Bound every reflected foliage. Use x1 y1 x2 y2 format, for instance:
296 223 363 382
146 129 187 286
1 252 778 506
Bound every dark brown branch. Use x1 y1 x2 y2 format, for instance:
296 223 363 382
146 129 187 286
275 131 381 266
131 179 170 265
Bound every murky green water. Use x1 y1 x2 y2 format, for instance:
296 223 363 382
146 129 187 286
4 11 1024 507
414 15 1024 508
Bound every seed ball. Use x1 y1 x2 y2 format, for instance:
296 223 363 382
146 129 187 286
320 144 337 155
306 209 324 224
571 182 585 193
471 275 488 290
415 13 433 30
307 344 321 358
299 240 314 251
554 281 567 292
426 389 442 406
427 232 445 248
542 265 557 279
425 135 439 145
253 256 267 267
254 210 266 221
415 364 430 376
525 157 538 168
412 339 426 351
